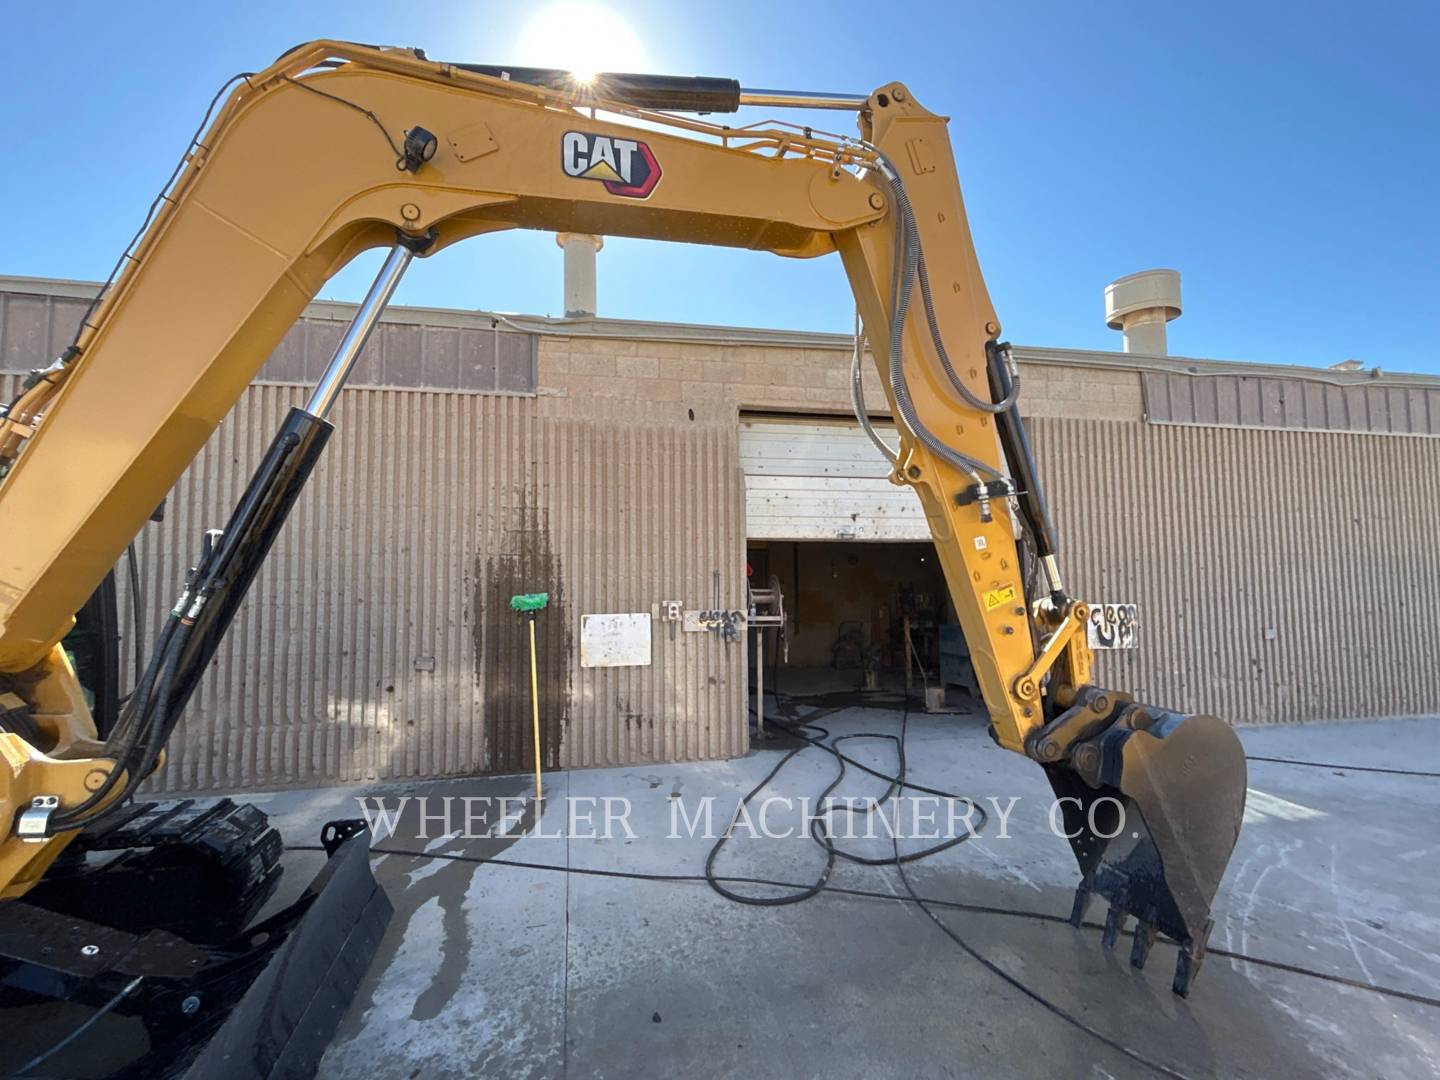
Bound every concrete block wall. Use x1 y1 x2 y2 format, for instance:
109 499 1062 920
539 335 1143 421
539 335 879 414
1015 363 1144 421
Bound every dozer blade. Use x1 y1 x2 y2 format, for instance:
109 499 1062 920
1046 706 1247 996
178 819 392 1079
0 813 389 1080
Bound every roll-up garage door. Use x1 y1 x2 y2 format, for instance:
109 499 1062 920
739 417 928 540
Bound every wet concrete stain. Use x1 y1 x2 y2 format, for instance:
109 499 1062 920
334 779 540 1033
474 489 572 774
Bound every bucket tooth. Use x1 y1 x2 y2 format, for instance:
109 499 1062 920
1068 881 1093 928
1130 919 1157 970
1101 906 1126 951
1172 919 1213 997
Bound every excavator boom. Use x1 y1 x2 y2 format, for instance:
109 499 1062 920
0 40 1247 1075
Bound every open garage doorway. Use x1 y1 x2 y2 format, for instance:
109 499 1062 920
748 540 977 706
740 415 980 714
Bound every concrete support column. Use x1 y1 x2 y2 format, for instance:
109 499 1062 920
556 232 603 317
1105 269 1182 355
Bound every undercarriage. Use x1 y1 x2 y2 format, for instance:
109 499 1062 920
0 800 387 1078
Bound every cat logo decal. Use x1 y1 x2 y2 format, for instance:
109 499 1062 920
561 131 662 198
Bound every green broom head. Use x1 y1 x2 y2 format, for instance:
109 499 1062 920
510 592 550 612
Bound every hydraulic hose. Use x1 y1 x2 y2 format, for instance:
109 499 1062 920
51 408 333 833
876 157 1004 482
849 315 899 467
51 613 193 829
873 150 1020 416
859 144 1028 485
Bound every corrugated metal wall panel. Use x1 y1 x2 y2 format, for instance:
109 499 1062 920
0 285 536 394
258 312 536 393
1143 370 1440 437
1031 417 1440 725
136 388 746 791
3 368 744 791
0 290 88 368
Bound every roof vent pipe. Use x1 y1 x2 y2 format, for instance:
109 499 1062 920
556 232 603 317
1104 268 1182 355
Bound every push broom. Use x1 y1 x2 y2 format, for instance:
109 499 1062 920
509 592 550 802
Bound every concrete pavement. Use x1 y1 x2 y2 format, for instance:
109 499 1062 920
244 707 1440 1079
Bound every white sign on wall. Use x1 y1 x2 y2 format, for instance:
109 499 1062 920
580 613 653 667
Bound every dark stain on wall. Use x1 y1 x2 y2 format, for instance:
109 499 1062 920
616 695 650 734
473 491 572 773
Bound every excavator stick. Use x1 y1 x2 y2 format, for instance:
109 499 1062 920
981 284 1247 993
1045 700 1248 995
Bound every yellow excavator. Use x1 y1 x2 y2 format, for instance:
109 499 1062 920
0 42 1247 1076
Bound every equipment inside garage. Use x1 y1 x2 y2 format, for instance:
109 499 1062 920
742 416 976 700
748 540 975 699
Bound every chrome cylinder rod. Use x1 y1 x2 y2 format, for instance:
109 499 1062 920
1042 554 1066 596
304 243 414 419
738 87 869 111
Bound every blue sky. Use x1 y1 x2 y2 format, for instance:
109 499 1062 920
2 1 1435 371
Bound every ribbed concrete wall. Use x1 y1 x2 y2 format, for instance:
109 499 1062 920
1032 418 1440 725
60 402 1438 792
162 388 742 792
1 285 748 789
1 373 746 791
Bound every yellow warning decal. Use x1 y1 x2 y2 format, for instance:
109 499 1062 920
984 584 1017 611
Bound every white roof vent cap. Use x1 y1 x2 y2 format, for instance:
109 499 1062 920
1104 269 1182 355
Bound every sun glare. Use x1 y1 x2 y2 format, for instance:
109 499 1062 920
515 3 649 81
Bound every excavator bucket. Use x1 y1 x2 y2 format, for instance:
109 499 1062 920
1046 704 1247 995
